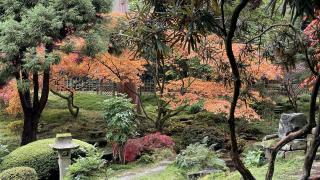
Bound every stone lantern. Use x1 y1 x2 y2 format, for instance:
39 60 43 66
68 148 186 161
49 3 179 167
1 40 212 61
50 133 79 180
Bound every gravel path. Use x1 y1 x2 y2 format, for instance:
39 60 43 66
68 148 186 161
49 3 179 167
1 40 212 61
112 160 173 180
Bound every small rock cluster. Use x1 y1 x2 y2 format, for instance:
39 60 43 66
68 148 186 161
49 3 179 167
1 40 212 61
262 113 308 159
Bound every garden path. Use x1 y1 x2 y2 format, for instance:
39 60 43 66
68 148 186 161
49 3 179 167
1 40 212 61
112 160 173 180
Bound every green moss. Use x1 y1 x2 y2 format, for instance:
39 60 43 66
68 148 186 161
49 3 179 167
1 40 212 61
0 167 37 180
1 138 94 179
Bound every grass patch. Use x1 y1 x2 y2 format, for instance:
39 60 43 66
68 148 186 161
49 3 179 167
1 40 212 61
0 112 20 151
203 155 303 180
47 92 109 111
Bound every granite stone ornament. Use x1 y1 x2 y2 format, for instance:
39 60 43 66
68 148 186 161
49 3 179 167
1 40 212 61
50 133 79 180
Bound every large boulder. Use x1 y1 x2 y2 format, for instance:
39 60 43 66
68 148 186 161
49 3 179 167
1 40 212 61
278 113 307 138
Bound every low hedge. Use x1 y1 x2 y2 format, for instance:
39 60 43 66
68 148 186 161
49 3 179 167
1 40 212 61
0 166 37 180
1 138 93 179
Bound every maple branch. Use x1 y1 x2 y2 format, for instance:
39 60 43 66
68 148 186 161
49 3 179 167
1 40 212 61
98 55 154 122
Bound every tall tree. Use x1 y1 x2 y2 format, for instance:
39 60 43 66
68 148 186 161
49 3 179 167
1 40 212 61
0 0 112 145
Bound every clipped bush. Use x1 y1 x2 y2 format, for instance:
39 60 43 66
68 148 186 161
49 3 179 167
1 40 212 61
175 142 226 172
0 166 37 180
1 138 93 179
66 148 106 180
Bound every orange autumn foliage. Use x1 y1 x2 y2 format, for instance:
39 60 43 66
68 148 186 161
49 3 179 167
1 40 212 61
165 35 282 120
0 80 22 116
90 52 146 86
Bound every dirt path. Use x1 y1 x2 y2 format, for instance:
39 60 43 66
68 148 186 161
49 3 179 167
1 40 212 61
112 160 173 180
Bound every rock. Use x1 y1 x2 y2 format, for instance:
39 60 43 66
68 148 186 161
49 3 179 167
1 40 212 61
291 139 307 150
187 170 221 180
284 150 305 159
280 139 306 151
277 150 286 158
281 144 291 151
263 134 279 141
278 113 307 138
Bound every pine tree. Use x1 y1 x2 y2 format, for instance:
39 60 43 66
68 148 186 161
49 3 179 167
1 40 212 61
0 0 112 145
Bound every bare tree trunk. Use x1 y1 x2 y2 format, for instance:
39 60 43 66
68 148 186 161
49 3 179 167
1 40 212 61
265 75 320 180
50 90 79 118
224 0 255 179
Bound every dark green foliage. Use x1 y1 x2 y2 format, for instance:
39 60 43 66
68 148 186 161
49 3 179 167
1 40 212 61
174 112 227 150
66 148 106 180
187 100 204 114
166 57 213 81
181 125 224 150
244 149 266 167
0 167 37 180
267 0 319 23
175 141 226 172
102 94 136 144
137 154 155 164
1 138 94 179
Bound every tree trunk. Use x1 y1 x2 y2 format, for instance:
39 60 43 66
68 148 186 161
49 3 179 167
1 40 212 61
301 78 320 179
51 90 79 118
224 0 254 179
21 112 40 145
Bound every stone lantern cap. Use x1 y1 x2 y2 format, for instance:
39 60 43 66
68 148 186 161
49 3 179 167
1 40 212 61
50 133 79 150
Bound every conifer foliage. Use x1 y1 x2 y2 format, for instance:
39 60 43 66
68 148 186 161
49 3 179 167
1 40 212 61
0 0 112 145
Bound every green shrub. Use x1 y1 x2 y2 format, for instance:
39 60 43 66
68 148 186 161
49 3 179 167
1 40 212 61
0 166 37 180
244 149 266 167
180 125 224 150
187 100 204 114
1 138 93 179
175 141 226 172
137 154 155 164
152 148 176 161
102 94 136 163
66 148 106 180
